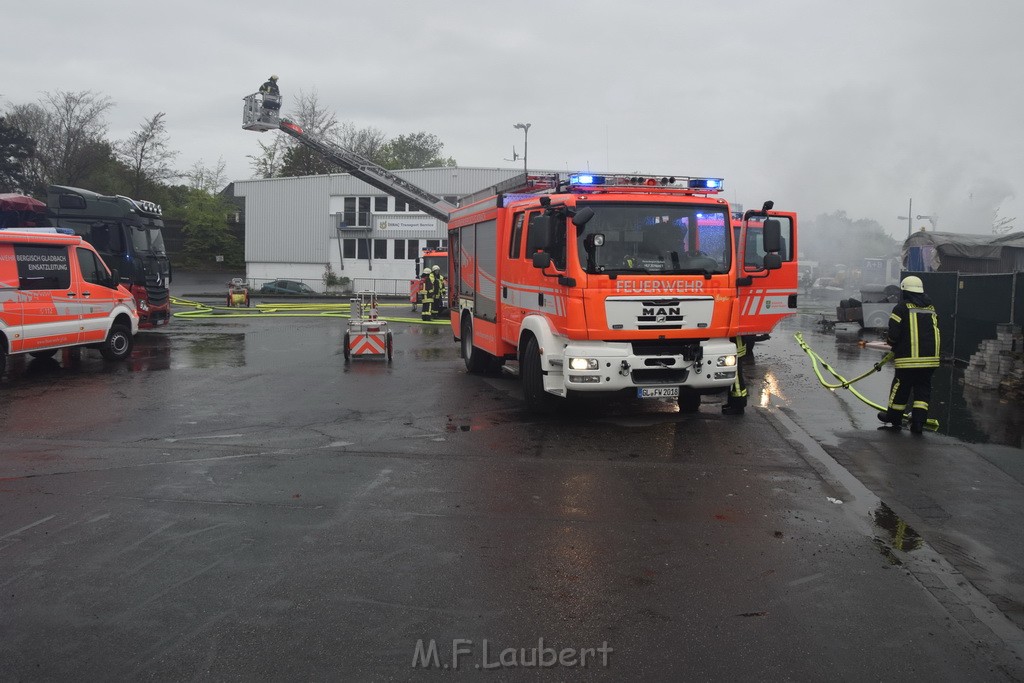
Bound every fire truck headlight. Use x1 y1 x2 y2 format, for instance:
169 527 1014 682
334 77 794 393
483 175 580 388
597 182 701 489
717 355 737 367
138 300 150 312
569 357 599 371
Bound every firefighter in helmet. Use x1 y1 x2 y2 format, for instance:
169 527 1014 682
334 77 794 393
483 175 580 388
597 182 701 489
260 75 280 96
431 265 445 316
878 275 940 434
420 268 435 321
722 336 748 415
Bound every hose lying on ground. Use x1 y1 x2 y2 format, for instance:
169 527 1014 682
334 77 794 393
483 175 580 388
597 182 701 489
794 332 939 431
170 297 451 325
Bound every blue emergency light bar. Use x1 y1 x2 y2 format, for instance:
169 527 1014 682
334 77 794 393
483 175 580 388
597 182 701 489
567 173 724 191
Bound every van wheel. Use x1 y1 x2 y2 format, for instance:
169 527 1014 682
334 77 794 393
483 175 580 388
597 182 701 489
462 317 493 374
0 344 6 375
99 324 133 361
522 336 557 413
30 349 59 360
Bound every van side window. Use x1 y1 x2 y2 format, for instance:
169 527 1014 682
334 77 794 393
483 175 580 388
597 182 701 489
14 244 71 290
76 248 108 286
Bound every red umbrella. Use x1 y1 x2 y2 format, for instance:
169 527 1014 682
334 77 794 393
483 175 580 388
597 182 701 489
0 193 46 213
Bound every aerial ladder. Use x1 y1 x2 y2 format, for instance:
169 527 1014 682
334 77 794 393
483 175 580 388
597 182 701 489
242 91 456 222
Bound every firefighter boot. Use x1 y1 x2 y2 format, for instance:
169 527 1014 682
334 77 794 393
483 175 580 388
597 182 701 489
722 399 745 416
910 408 926 435
877 410 903 429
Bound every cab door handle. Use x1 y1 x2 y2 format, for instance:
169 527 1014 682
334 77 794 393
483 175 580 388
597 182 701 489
82 292 91 298
66 292 76 297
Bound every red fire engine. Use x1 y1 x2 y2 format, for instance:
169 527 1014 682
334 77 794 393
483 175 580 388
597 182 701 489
448 173 797 411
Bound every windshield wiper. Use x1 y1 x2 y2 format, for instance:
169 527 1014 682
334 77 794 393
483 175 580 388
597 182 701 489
599 267 651 275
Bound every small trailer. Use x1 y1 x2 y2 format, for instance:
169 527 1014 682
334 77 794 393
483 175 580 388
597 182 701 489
226 278 251 307
343 292 393 362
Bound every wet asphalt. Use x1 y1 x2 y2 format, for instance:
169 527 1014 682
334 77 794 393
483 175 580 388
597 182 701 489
0 274 1022 680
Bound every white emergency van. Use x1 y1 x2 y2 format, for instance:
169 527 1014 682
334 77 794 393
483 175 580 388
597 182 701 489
0 229 139 371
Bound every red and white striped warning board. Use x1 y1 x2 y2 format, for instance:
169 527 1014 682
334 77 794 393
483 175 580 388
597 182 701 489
350 333 386 356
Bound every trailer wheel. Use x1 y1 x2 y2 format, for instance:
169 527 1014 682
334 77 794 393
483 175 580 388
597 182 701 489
678 389 702 414
99 324 133 361
461 317 493 374
343 332 351 361
521 336 557 413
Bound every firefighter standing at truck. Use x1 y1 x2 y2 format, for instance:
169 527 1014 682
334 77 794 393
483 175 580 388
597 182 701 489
431 265 445 316
878 276 940 434
420 269 435 321
722 337 748 416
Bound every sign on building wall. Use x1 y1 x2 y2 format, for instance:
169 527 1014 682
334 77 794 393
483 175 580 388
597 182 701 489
373 216 438 232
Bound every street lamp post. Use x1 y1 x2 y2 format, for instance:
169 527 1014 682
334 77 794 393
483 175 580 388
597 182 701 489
897 198 914 238
513 122 531 175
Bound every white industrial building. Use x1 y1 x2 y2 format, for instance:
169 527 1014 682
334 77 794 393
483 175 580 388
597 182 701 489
233 167 525 294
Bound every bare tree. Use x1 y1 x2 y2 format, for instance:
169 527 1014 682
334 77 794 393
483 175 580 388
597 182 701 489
9 91 115 190
116 112 179 196
248 135 287 179
338 122 388 163
187 158 227 194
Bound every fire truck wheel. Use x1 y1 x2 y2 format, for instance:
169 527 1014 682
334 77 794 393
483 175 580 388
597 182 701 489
521 336 556 412
343 332 351 361
29 349 59 360
678 389 702 413
462 317 493 374
99 324 134 361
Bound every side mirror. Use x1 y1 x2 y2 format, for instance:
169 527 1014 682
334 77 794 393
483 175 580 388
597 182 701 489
762 219 782 253
532 251 552 269
526 215 555 255
108 269 120 288
763 253 782 270
572 207 595 228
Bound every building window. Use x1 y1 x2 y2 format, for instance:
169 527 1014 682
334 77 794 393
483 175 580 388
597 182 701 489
374 239 387 258
342 239 356 259
394 240 406 260
374 197 388 212
395 199 409 212
407 239 419 258
443 196 458 206
343 196 372 227
357 239 369 259
426 240 440 251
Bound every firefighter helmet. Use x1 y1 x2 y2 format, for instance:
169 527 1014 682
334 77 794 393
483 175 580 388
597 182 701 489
421 269 430 276
431 265 440 272
900 275 924 293
270 75 278 81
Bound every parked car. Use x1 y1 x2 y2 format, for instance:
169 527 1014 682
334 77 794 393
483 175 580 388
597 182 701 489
259 279 316 295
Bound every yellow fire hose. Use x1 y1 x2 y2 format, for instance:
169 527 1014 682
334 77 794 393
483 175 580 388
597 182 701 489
794 332 939 431
170 297 451 325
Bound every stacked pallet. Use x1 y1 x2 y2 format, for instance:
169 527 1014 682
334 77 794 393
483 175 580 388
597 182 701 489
963 324 1024 399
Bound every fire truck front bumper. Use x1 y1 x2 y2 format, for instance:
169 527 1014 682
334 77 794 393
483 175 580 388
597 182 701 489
551 339 738 393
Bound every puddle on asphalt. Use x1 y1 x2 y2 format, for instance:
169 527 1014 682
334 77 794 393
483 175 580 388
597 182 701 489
872 501 923 555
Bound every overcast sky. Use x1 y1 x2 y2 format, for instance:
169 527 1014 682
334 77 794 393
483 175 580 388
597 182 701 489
4 0 1020 238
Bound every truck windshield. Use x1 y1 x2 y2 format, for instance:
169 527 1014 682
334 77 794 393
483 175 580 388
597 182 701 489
575 203 731 275
130 227 167 255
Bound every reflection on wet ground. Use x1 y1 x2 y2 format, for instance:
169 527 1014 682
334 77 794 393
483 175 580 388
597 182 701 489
873 501 923 554
779 311 1023 450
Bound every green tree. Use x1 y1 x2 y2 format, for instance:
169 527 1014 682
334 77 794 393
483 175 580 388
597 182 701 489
379 132 455 170
178 159 241 267
0 116 36 192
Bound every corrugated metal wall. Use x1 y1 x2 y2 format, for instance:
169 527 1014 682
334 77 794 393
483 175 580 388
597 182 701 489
236 175 334 263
